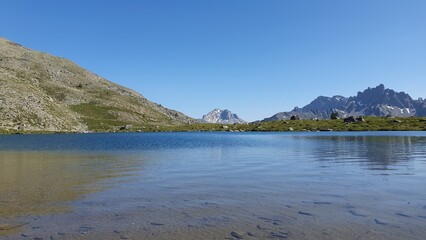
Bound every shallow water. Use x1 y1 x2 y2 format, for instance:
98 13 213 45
0 132 425 239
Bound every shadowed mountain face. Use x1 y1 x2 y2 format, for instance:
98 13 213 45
201 109 247 124
0 38 194 132
263 84 426 121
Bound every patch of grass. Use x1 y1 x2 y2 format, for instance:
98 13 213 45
151 116 426 132
3 116 425 134
70 102 131 131
41 85 67 102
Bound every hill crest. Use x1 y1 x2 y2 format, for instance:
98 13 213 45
0 37 194 132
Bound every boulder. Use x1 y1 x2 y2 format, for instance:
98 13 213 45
13 123 25 131
356 116 366 122
343 116 356 123
119 125 133 130
290 115 300 120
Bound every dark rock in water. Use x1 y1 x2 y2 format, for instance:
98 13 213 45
231 231 244 239
150 222 165 226
395 213 411 217
348 210 367 217
270 232 288 239
374 219 388 225
298 211 313 216
313 201 332 205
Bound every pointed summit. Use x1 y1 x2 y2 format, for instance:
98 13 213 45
201 109 247 124
262 84 425 121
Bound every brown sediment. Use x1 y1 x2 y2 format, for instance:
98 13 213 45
0 222 29 237
0 222 29 231
0 151 136 218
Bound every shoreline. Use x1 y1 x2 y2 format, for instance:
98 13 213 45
1 116 425 135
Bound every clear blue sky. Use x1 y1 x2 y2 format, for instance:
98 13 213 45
1 0 425 121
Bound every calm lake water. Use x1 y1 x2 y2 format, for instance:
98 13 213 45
0 132 425 239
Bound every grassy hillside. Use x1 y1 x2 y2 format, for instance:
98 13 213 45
0 38 194 133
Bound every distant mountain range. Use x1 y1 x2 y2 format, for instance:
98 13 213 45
263 84 426 121
201 109 247 124
0 37 194 132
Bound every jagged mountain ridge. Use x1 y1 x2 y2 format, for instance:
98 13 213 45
0 37 194 132
263 84 426 121
201 109 247 124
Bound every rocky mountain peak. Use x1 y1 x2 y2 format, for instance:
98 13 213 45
262 84 425 121
350 84 413 109
201 109 247 124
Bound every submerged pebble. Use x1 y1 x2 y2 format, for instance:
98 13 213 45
348 210 367 217
395 213 411 217
313 201 332 205
150 222 165 226
298 211 313 216
270 231 288 239
257 225 269 230
231 231 244 239
374 219 388 225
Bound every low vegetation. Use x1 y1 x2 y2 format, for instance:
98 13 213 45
159 116 426 132
2 116 425 134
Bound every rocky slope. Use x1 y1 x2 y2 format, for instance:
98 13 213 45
201 109 247 124
263 84 426 121
0 37 194 132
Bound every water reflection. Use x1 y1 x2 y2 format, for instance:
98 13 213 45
0 151 142 217
0 133 425 239
305 135 426 170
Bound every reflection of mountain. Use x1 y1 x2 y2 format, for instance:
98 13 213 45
306 135 425 170
0 152 142 217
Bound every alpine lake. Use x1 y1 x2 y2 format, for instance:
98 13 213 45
0 132 425 239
